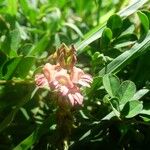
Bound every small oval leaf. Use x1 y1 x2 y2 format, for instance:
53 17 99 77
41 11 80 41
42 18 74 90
121 100 143 118
118 80 136 104
106 14 122 37
137 11 149 34
101 27 112 49
103 74 120 97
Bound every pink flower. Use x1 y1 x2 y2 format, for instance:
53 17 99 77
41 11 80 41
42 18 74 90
43 63 74 88
35 63 92 106
35 43 93 107
71 67 93 87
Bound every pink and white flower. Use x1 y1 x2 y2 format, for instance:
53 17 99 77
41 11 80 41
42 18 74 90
35 45 93 106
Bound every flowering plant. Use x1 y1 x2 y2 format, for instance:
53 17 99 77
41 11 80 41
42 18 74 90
35 44 93 106
1 1 150 149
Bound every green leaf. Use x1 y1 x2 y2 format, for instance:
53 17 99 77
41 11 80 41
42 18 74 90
28 34 50 55
10 29 21 51
101 111 116 120
63 22 83 37
103 74 120 97
118 81 136 104
106 14 122 37
101 27 112 49
143 10 150 28
76 24 105 53
133 89 149 100
109 97 120 117
121 100 143 118
137 11 149 35
7 0 18 16
102 88 146 121
13 132 36 150
79 130 91 141
2 57 22 80
2 56 35 79
19 0 37 24
140 102 150 115
112 34 137 46
121 19 135 35
110 97 120 112
99 32 150 75
19 0 30 15
114 41 136 49
76 0 148 53
15 57 35 78
140 109 150 116
18 43 33 56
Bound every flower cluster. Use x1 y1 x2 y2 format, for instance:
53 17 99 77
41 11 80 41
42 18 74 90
35 44 93 106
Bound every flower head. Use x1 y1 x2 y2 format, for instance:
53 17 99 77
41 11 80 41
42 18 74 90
35 44 93 106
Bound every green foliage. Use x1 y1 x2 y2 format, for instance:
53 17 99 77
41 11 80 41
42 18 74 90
101 27 112 50
137 11 149 38
102 74 143 119
121 100 143 118
103 74 120 97
0 0 150 150
106 14 123 37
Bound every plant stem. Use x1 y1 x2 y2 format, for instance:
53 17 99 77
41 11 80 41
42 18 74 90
56 106 73 150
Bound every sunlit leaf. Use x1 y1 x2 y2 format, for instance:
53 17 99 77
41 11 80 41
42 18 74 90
118 81 136 104
103 74 120 97
137 11 149 35
76 0 148 53
99 32 150 75
133 89 149 100
7 0 18 16
121 100 143 118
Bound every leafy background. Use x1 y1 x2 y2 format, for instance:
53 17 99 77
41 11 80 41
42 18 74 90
0 0 150 149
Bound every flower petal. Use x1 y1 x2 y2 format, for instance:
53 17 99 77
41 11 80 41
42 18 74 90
78 80 91 87
68 93 75 106
71 67 84 83
35 74 48 87
43 63 56 82
60 86 69 96
73 93 83 105
76 92 83 104
81 78 93 83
